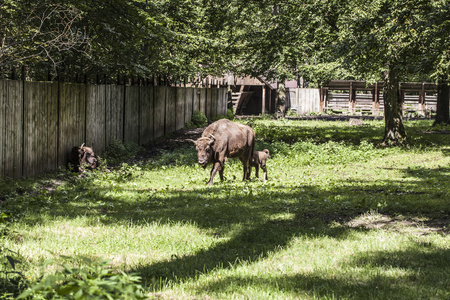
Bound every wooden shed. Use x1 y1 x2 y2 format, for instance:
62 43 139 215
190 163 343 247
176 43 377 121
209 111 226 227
228 75 277 115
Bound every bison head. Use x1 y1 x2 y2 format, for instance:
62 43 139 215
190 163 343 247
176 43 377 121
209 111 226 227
69 143 99 172
192 135 215 168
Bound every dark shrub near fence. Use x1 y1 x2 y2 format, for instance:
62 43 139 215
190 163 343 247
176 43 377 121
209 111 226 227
0 80 227 178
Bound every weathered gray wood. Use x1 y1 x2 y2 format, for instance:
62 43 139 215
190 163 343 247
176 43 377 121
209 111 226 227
185 87 194 124
1 80 23 178
139 86 154 144
24 82 58 176
1 81 229 178
45 82 59 172
193 88 201 113
154 86 166 138
86 84 106 154
176 87 185 130
297 88 320 115
58 83 86 166
105 84 124 146
124 85 140 144
219 87 227 116
165 87 176 134
206 88 213 119
210 88 217 119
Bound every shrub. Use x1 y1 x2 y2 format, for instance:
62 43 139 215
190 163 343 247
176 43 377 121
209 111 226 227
104 140 144 165
17 257 146 300
191 110 208 127
0 213 28 300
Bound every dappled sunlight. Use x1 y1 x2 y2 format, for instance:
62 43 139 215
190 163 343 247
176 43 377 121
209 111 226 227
2 119 450 298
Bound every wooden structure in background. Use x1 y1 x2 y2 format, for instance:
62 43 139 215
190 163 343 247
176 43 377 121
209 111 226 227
228 76 276 115
320 80 438 116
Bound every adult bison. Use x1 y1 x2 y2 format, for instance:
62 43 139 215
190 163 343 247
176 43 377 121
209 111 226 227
191 119 255 185
69 143 99 172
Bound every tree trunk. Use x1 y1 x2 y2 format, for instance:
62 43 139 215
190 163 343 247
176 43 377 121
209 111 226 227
275 81 286 118
382 66 407 146
433 75 450 125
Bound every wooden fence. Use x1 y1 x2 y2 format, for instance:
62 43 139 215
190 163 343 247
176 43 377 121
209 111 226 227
0 80 228 178
287 88 321 115
321 81 438 116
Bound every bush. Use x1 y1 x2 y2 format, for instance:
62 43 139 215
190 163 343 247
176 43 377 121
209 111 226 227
0 213 28 300
191 110 208 127
17 257 146 300
104 140 144 165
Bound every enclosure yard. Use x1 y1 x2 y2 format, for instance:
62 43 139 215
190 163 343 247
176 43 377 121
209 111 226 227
1 118 449 299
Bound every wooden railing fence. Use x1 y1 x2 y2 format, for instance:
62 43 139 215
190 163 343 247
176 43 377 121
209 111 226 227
0 80 227 178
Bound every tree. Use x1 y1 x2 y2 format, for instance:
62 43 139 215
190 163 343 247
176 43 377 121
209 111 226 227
425 2 450 125
332 0 440 145
0 0 89 75
1 0 224 80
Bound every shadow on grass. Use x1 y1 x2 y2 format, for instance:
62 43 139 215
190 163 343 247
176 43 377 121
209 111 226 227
193 246 450 299
3 120 450 298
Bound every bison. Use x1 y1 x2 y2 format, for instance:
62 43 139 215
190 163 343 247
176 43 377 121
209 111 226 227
251 149 270 182
69 143 99 172
191 119 255 185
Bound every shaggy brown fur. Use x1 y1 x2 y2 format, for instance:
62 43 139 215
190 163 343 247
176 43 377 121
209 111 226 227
190 119 255 185
251 149 270 182
69 143 99 172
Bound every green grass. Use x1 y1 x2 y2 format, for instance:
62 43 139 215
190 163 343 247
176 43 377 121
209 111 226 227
1 119 449 299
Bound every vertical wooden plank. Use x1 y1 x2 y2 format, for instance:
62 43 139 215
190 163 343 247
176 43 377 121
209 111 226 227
23 81 57 176
165 87 176 134
124 85 140 143
217 87 224 116
210 88 217 119
105 84 124 146
23 81 34 176
176 87 185 130
58 83 86 167
222 87 227 115
261 86 266 116
3 80 23 178
45 82 59 172
199 88 207 115
153 86 166 138
184 87 194 124
86 84 106 155
193 88 201 113
206 88 212 119
139 85 154 144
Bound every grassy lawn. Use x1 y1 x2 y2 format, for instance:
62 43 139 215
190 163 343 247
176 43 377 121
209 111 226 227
1 118 449 299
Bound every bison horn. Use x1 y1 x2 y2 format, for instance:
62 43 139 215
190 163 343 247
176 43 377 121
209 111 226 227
209 134 216 141
80 143 85 148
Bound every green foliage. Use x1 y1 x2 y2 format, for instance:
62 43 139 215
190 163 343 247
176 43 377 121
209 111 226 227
18 257 146 300
103 140 144 165
189 110 208 128
0 213 27 299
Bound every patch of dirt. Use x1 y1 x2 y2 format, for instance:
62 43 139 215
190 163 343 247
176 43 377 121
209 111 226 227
137 127 204 160
346 211 449 236
421 130 450 134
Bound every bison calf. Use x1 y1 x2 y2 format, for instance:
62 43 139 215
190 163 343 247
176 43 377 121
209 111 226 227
251 149 270 182
69 143 99 172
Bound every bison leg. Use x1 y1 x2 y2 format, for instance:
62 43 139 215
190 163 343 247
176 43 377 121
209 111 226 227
244 162 251 181
261 165 268 182
219 165 225 181
254 165 260 180
208 162 222 185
